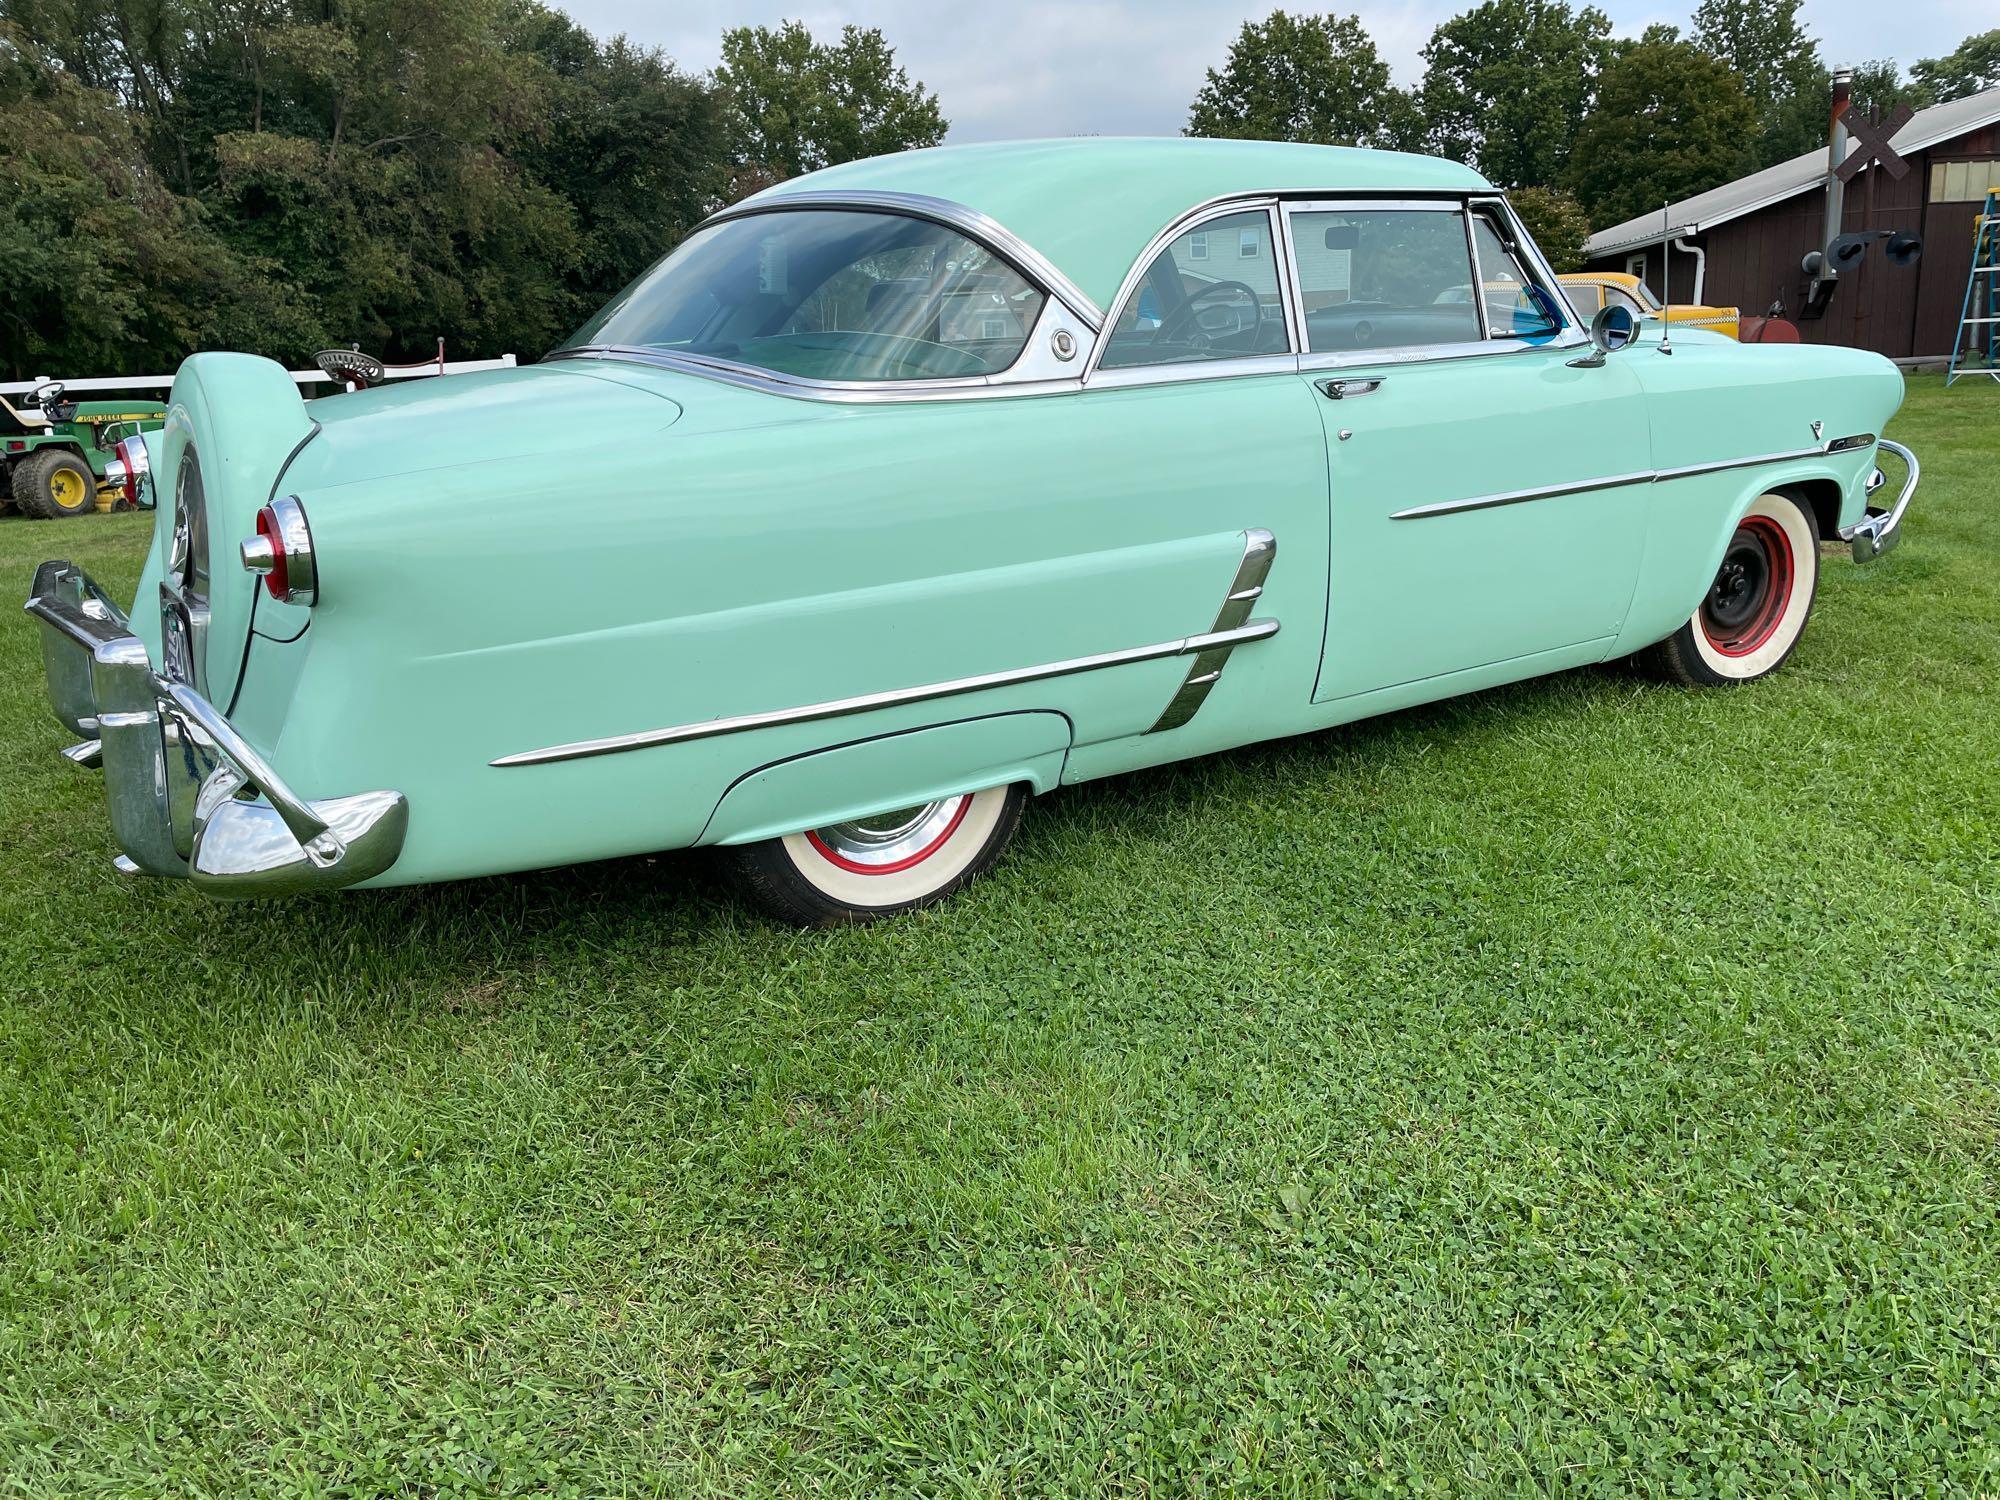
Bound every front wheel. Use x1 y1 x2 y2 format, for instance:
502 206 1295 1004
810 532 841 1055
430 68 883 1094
1639 491 1820 686
728 784 1027 926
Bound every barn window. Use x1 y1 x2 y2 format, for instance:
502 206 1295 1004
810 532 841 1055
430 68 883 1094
1930 159 2000 202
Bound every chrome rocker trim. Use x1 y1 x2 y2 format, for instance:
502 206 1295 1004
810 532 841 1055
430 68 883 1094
1839 438 1919 562
495 611 1285 767
1148 529 1277 733
1389 434 1886 521
24 560 407 896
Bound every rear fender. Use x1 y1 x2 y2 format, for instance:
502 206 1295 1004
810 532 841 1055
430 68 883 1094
151 354 316 707
697 712 1071 847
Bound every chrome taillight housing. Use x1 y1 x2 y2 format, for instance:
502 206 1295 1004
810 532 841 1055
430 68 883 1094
112 435 153 509
240 494 317 605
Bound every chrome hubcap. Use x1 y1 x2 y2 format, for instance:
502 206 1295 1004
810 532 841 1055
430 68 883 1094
811 798 966 869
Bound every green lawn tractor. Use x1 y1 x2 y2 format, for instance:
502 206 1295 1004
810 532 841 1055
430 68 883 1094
0 384 167 519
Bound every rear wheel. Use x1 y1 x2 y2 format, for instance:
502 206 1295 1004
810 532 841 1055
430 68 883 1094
12 449 98 519
728 783 1027 926
1640 490 1820 685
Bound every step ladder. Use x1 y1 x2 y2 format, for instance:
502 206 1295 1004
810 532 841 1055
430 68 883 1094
1946 188 2000 385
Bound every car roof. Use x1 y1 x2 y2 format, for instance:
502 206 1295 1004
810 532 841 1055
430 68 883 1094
745 138 1493 316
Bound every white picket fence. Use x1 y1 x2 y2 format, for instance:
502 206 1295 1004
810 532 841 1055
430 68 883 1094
0 353 518 403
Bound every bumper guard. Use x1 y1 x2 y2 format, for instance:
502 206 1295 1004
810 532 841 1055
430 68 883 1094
24 560 406 897
1839 438 1918 563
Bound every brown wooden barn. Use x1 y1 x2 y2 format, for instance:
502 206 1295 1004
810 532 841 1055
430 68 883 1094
1580 85 2000 361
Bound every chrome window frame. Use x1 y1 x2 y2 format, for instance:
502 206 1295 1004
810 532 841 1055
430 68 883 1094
549 191 1101 405
1278 193 1586 374
1082 198 1303 390
1464 196 1570 344
549 185 1589 405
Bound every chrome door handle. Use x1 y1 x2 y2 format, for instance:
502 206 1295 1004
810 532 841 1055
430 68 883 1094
1317 377 1383 400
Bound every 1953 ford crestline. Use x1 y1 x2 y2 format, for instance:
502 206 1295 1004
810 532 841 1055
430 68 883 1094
26 139 1920 924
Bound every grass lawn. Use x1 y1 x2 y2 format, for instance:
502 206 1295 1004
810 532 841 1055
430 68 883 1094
1 375 1996 1495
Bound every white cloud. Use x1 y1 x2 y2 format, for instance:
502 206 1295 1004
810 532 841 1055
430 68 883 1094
558 0 1978 142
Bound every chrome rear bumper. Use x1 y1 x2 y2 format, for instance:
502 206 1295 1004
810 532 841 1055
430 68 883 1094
24 560 406 897
1840 439 1918 562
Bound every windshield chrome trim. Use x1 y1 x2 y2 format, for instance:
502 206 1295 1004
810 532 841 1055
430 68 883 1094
701 189 1106 331
492 617 1282 767
1474 195 1581 339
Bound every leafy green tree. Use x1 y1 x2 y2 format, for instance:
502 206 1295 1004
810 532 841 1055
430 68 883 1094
715 21 945 189
0 22 313 378
1691 0 1826 168
196 0 585 361
1 0 737 366
1508 185 1591 270
503 5 729 320
1186 11 1397 146
1564 39 1759 228
1848 57 1931 118
1911 30 2000 105
1417 0 1613 189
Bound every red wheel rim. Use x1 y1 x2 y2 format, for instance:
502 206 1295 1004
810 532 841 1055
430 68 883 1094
1700 514 1793 658
806 795 972 875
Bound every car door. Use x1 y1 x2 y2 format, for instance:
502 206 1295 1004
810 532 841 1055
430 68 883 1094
1282 197 1654 703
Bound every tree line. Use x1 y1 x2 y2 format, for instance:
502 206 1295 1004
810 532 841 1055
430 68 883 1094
0 2 943 378
1188 3 2000 270
2 0 1995 379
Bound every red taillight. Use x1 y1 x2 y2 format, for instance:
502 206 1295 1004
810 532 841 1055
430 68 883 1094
5 440 21 452
114 435 150 507
255 507 290 599
240 495 317 605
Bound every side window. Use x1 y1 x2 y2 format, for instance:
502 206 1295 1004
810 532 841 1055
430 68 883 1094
1098 210 1290 369
1468 212 1562 339
1564 283 1601 319
1605 287 1646 318
1290 208 1481 354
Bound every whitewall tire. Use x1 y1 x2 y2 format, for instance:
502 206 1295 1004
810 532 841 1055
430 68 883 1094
1641 491 1820 686
728 784 1027 926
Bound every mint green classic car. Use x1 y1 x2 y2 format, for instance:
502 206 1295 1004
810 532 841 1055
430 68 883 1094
26 139 1920 923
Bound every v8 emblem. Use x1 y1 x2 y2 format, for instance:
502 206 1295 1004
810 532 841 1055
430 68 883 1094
1811 420 1825 441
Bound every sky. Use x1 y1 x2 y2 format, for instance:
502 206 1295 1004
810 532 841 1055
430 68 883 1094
556 0 1986 143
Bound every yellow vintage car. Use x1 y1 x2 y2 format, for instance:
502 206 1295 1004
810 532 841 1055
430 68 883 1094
1560 272 1740 340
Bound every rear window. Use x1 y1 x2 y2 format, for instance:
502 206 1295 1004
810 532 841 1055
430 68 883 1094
560 210 1047 384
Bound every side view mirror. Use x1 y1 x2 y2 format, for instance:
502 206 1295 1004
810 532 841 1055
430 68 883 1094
1568 303 1638 368
1323 225 1359 251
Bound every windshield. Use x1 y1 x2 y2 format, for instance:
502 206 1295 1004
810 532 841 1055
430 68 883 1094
558 210 1048 383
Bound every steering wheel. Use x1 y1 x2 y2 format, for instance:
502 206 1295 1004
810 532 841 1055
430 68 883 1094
1157 280 1264 350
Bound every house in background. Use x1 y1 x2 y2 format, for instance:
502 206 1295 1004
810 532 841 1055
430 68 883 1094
1580 85 2000 361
